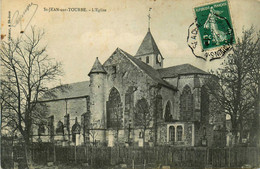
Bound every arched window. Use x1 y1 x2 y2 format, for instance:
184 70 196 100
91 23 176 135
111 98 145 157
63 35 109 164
180 85 193 121
165 101 172 122
155 95 163 119
169 126 175 142
177 126 183 141
56 121 64 135
107 87 123 128
201 86 209 122
135 98 150 127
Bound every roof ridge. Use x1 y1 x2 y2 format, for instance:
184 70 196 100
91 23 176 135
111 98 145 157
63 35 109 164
63 80 89 86
158 63 209 78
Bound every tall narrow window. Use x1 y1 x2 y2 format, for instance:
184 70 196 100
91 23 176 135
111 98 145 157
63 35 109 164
165 101 172 122
180 85 193 121
107 87 123 128
155 95 163 119
177 126 183 141
146 56 149 63
201 86 209 122
169 126 175 142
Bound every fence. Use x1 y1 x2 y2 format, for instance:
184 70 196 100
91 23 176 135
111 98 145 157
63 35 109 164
2 143 260 168
1 137 14 169
33 145 260 168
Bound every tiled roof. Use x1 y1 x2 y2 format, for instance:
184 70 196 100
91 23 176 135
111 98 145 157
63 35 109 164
118 48 176 90
41 81 90 101
158 64 209 78
135 31 162 57
88 57 107 75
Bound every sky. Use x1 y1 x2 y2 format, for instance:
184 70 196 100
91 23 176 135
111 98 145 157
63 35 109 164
1 0 260 85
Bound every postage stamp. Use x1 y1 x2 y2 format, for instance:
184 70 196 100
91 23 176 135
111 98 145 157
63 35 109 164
187 0 235 61
195 1 235 50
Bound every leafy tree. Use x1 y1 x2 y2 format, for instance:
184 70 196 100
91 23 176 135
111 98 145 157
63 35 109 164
0 27 64 168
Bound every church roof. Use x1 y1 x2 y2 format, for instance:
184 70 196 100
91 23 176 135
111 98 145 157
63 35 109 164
88 57 107 75
118 48 176 90
41 81 90 101
158 64 209 78
135 31 162 57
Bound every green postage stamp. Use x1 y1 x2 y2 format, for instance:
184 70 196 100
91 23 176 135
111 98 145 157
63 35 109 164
194 1 235 50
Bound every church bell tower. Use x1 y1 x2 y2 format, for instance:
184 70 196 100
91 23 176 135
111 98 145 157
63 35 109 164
135 8 164 69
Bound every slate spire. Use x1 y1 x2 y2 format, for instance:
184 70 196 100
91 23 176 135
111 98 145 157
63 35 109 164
135 31 162 57
135 7 163 58
88 57 107 75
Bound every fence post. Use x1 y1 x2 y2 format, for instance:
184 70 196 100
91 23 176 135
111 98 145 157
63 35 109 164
74 144 76 163
223 148 226 167
84 146 86 159
256 147 259 167
47 146 49 163
204 148 207 166
117 146 119 164
110 147 112 165
166 146 168 165
156 147 158 161
53 144 56 163
91 147 93 166
211 148 214 167
206 148 209 166
228 148 231 167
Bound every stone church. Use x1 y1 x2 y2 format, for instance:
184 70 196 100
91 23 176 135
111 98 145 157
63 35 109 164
35 28 226 147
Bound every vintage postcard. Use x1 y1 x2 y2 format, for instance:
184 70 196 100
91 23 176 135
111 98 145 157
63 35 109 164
1 0 260 169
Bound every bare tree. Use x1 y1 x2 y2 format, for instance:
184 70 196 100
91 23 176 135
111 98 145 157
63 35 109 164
134 97 153 147
150 85 162 146
112 104 123 145
0 27 64 168
244 27 260 145
206 27 260 145
88 122 99 146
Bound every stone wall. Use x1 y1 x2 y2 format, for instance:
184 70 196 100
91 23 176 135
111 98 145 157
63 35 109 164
92 50 178 145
